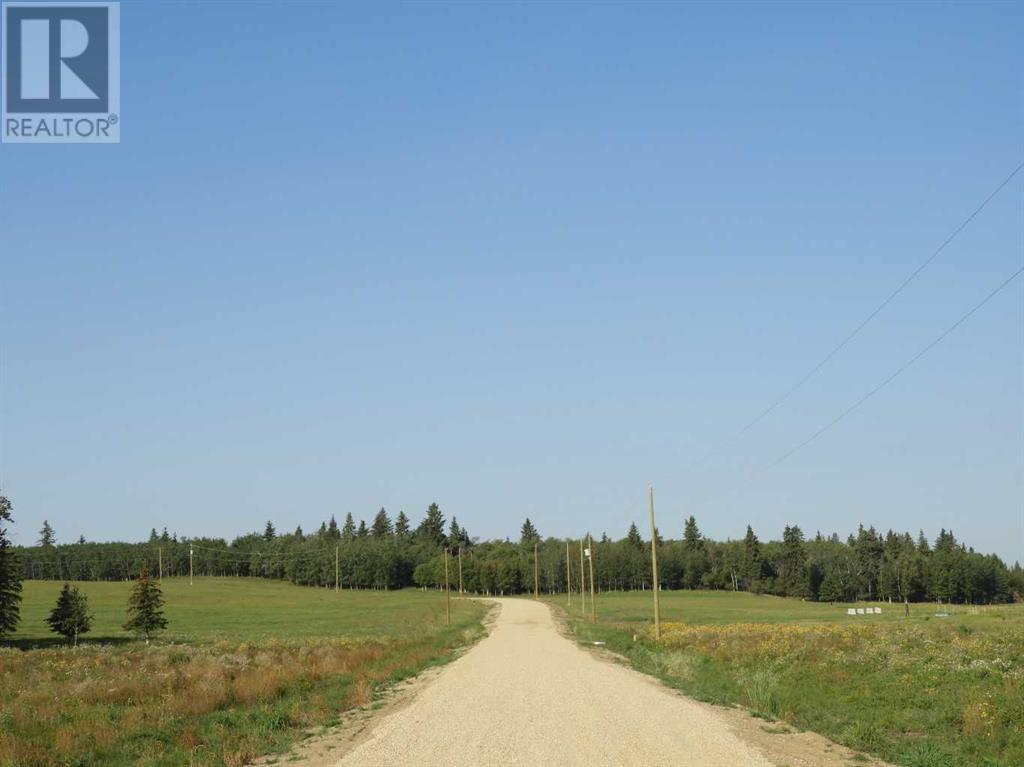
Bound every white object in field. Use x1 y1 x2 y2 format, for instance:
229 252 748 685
847 608 857 615
874 607 882 614
593 641 605 646
584 548 591 557
856 608 866 615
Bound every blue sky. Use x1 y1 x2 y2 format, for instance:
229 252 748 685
2 1 1021 564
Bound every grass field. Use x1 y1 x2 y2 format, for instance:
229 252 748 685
1 579 487 767
549 591 1024 767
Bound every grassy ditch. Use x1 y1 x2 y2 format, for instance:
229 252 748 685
1 580 488 766
551 592 1023 767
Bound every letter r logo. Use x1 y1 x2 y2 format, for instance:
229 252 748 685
4 3 111 113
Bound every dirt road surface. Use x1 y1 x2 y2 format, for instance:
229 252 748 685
332 598 772 767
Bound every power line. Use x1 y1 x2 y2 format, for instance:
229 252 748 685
691 264 1024 509
683 159 1024 472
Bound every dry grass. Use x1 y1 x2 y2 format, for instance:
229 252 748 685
0 630 484 766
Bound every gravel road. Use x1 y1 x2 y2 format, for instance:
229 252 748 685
333 598 772 767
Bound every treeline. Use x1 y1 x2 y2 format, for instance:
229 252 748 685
13 506 1024 605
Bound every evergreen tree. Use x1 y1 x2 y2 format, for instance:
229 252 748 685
683 516 704 550
263 521 276 540
340 513 355 540
520 518 540 544
148 528 159 543
46 583 92 646
395 511 410 538
818 569 845 603
124 568 167 644
0 496 22 638
77 534 86 545
417 503 447 547
356 520 369 538
160 527 171 543
294 525 304 539
780 525 809 597
742 526 764 588
626 523 643 549
318 521 327 537
38 520 56 548
371 507 393 538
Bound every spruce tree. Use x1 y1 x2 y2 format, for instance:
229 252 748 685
371 508 393 538
520 518 540 544
356 520 369 538
263 521 276 540
38 520 56 547
0 495 22 638
683 516 704 550
47 583 92 646
395 511 410 538
328 515 342 539
626 523 643 549
742 525 763 588
417 503 447 547
124 567 167 644
340 513 355 540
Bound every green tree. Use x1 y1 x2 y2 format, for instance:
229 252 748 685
780 525 809 597
0 496 22 638
263 521 276 541
395 511 410 538
818 569 845 603
683 516 704 550
371 508 393 538
742 526 764 589
46 583 93 646
124 568 167 644
417 503 447 547
356 520 369 538
626 523 643 549
520 518 540 544
341 513 355 540
38 520 56 547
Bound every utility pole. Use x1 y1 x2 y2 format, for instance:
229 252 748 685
158 546 162 581
335 545 340 592
444 548 451 626
189 546 194 586
565 541 571 607
534 541 540 598
649 485 661 640
588 534 596 621
579 539 586 614
458 546 464 598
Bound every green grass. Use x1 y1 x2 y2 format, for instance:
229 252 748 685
548 591 1024 767
1 579 487 767
555 588 1010 627
10 578 478 644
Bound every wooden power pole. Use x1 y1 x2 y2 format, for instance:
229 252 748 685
189 546 194 586
158 546 162 581
534 541 540 598
579 539 586 614
565 541 571 607
335 545 340 592
458 546 464 598
444 548 451 626
649 485 661 640
588 534 596 621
